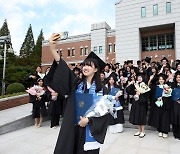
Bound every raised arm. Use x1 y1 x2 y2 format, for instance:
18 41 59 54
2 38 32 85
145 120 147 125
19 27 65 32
48 33 61 62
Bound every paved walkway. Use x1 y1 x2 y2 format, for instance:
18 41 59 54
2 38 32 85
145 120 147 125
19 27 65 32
0 121 180 154
0 104 32 126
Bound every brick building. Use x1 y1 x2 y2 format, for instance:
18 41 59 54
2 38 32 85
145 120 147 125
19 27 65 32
41 22 116 71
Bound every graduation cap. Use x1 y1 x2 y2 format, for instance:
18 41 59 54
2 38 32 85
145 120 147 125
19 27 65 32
176 59 180 64
124 61 127 65
144 57 151 63
108 72 118 82
115 62 120 66
83 52 106 71
136 72 147 81
161 57 169 62
151 61 157 64
137 60 141 65
127 60 133 64
105 63 111 68
176 59 180 67
73 67 81 72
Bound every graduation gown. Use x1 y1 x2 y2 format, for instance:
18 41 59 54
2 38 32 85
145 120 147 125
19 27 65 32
29 92 48 118
126 84 149 125
148 85 172 133
171 83 180 139
47 94 64 116
47 94 65 127
46 59 109 154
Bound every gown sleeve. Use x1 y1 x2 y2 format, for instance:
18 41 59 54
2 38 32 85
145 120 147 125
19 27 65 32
89 114 109 144
44 59 76 96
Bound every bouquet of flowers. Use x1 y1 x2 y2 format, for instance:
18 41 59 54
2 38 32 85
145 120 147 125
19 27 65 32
155 84 172 107
162 84 172 97
84 95 119 119
26 85 45 97
134 82 151 94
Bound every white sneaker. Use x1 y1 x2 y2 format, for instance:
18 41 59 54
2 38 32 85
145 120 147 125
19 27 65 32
139 132 146 138
134 132 140 136
159 132 163 137
163 133 168 138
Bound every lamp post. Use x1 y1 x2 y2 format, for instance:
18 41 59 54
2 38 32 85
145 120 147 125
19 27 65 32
0 35 11 95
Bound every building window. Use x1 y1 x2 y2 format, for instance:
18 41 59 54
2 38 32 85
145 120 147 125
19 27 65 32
166 2 171 13
80 48 83 56
150 36 157 51
158 35 166 50
114 44 116 52
85 47 88 55
99 46 102 54
142 33 174 51
72 48 75 57
93 47 97 53
141 7 146 17
67 49 70 57
109 44 112 53
166 33 174 49
142 37 149 51
153 4 158 15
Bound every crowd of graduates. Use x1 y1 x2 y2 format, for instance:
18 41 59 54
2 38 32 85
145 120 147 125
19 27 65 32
70 56 180 139
25 54 180 153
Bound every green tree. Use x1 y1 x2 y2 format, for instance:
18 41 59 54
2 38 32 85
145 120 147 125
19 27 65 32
0 19 12 52
0 19 10 37
19 24 35 57
32 29 44 66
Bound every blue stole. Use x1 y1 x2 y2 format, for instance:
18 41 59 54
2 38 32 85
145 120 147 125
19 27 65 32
109 86 121 108
75 81 103 151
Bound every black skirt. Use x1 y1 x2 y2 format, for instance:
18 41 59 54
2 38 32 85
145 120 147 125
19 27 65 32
129 99 148 125
32 100 48 118
171 101 180 125
148 97 171 133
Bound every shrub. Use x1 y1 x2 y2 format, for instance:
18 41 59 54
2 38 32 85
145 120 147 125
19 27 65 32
6 83 25 94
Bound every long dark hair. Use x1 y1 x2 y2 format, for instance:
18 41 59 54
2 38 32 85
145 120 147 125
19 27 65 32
76 58 102 92
174 71 180 83
107 76 119 92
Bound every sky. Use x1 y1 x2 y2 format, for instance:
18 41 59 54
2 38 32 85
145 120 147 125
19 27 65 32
0 0 116 55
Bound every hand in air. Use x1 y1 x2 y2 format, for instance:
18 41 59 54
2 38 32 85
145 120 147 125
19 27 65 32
48 33 61 50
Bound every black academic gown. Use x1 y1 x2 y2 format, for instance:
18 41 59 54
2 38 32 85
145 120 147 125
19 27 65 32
46 59 109 154
148 85 172 133
171 83 180 139
126 84 149 125
47 93 65 127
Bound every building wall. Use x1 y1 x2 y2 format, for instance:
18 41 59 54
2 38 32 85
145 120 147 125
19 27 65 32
107 36 116 63
91 22 111 62
115 0 180 64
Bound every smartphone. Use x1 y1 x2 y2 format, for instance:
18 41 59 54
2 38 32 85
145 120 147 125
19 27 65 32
58 31 68 40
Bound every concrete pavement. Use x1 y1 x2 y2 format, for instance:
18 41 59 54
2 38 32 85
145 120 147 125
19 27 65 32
0 121 180 154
